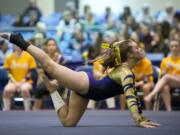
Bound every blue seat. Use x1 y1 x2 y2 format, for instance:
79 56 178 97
146 53 164 66
76 65 93 72
152 66 161 84
0 14 15 26
40 12 61 26
0 68 9 110
0 68 9 92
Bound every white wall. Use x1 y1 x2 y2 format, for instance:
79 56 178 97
79 0 180 16
36 0 55 16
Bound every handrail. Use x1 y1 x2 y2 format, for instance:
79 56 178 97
0 25 106 32
0 26 57 32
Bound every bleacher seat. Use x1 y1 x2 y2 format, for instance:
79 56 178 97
146 53 164 66
0 14 15 27
76 65 93 72
40 12 61 26
0 67 9 110
0 67 9 92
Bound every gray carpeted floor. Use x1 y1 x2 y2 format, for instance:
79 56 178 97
0 110 180 135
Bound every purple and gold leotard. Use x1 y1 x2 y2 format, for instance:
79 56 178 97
79 71 124 100
78 66 142 115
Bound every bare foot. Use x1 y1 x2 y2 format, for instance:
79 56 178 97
42 75 58 93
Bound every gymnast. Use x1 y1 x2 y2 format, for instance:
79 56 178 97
0 33 160 128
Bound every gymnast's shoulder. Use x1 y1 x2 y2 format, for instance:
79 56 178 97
108 66 133 85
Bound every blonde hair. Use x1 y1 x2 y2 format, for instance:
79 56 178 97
95 39 134 68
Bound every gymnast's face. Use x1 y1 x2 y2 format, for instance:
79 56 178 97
129 41 144 61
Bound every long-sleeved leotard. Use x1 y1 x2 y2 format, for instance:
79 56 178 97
78 66 143 124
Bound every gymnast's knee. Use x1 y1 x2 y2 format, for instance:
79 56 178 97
60 116 79 127
61 120 77 127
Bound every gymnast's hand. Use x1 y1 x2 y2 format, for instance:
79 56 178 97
0 33 30 50
42 75 59 93
139 120 160 128
139 119 160 128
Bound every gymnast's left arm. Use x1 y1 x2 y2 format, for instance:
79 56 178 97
119 70 160 128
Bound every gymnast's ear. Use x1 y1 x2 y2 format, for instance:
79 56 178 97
127 51 134 59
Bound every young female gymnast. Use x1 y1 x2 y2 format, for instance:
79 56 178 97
0 33 160 128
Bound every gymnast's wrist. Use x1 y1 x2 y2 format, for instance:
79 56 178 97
50 90 65 112
49 88 56 93
132 113 143 125
47 83 58 93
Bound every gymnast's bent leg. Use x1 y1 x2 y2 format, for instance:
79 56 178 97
58 92 89 126
43 76 89 127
